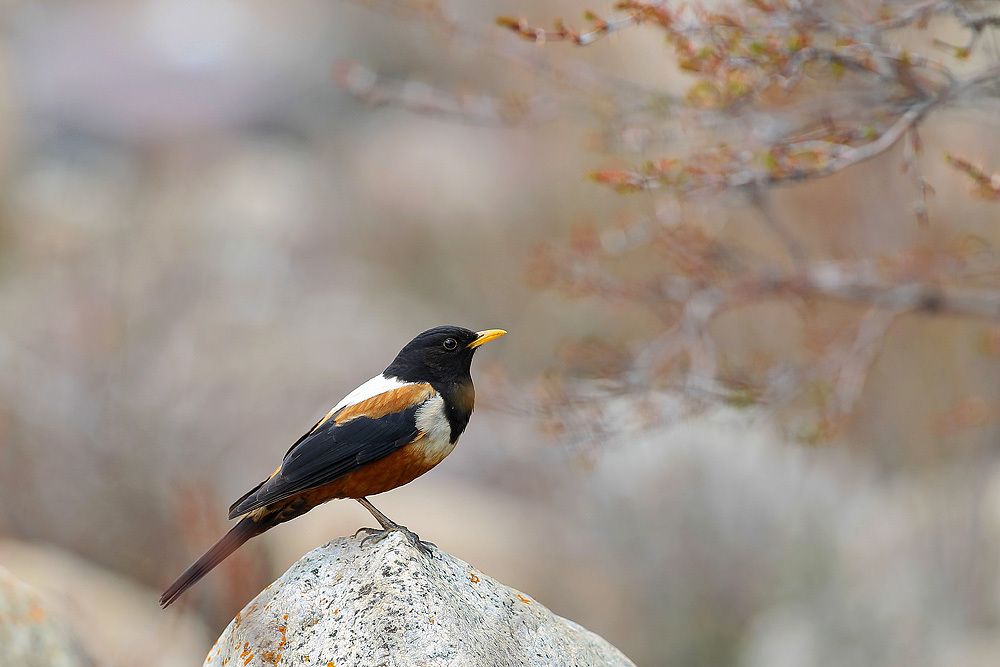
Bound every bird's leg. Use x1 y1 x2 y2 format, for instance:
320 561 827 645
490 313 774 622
353 497 435 555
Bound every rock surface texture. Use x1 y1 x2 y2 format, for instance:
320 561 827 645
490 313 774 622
0 539 211 667
205 532 635 667
0 565 93 667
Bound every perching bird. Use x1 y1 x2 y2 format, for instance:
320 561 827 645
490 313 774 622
160 326 506 607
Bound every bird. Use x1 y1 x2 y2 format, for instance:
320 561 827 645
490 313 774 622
159 325 506 607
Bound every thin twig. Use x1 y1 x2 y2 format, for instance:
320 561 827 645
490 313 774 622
830 308 900 416
333 60 559 126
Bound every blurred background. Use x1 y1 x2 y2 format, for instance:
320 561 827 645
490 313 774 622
2 0 1000 665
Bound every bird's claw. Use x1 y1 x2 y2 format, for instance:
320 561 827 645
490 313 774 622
354 525 435 556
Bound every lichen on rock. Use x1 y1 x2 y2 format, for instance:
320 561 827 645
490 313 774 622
0 566 93 667
206 532 635 667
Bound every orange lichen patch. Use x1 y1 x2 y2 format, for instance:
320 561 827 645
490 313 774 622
262 651 280 665
429 618 435 623
283 614 289 620
518 594 531 603
333 384 435 424
469 574 480 583
27 602 44 622
240 642 252 658
243 655 254 666
333 609 339 615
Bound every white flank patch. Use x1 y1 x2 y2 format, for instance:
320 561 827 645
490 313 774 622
331 374 409 413
414 394 458 465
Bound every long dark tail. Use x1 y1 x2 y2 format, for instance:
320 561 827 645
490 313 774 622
160 516 263 608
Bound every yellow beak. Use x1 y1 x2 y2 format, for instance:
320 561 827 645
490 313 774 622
467 329 507 349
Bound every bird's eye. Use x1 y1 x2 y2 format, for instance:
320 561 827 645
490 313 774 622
443 338 458 350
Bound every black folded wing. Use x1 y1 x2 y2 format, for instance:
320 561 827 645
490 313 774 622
228 402 423 519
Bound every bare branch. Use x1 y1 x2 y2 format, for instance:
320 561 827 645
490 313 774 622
333 60 559 126
593 90 951 193
749 261 1000 320
945 153 1000 199
830 308 900 416
496 11 645 46
340 0 656 105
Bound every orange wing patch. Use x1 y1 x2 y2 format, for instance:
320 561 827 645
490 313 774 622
309 407 340 435
333 383 435 424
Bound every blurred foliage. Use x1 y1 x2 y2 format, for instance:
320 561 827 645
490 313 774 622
1 1 1000 666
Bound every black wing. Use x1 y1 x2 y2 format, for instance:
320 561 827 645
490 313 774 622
228 403 422 519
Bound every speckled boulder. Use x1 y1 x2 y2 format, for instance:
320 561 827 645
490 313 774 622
0 565 93 667
205 532 635 667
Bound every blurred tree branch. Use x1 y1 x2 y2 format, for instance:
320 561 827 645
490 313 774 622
496 3 1000 192
341 0 659 104
333 60 560 125
338 0 1000 442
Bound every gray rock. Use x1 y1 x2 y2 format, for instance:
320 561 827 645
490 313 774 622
205 531 636 667
0 539 212 667
0 565 93 667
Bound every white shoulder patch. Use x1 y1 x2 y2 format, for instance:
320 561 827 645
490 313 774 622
414 394 459 464
331 374 409 413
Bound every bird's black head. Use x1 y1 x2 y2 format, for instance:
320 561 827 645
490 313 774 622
383 326 506 386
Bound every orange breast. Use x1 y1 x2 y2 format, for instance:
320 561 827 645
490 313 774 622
294 435 445 503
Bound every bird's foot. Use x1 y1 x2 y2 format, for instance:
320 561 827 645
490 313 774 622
354 525 436 556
